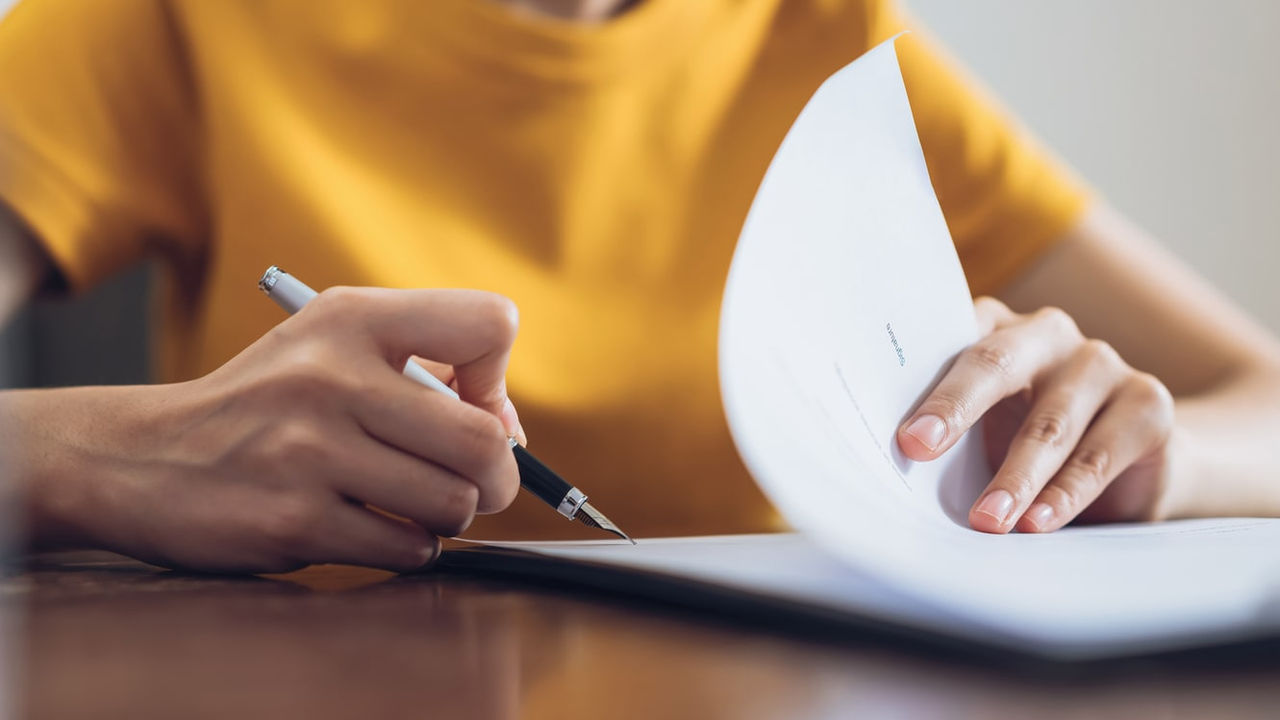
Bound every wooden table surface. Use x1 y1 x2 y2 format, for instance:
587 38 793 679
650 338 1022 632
6 550 1279 720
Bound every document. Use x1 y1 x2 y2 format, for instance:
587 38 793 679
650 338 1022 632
463 37 1280 660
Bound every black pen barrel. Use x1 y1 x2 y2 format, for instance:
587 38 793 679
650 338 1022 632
513 444 575 510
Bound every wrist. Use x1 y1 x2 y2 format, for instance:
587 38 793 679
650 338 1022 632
4 385 159 552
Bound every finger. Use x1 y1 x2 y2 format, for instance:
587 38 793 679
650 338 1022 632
325 434 483 536
348 367 519 514
410 355 526 441
1016 373 1174 533
973 296 1017 336
370 288 518 418
968 340 1128 533
305 287 519 418
981 393 1030 473
306 501 441 573
501 397 527 446
898 308 1082 461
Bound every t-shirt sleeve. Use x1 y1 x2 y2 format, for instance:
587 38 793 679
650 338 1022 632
0 0 204 292
865 3 1092 297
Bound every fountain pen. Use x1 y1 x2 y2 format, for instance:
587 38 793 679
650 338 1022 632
258 266 634 543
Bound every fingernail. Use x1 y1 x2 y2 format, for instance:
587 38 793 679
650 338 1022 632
974 489 1015 525
417 542 442 570
500 397 528 447
904 414 947 452
1024 502 1055 531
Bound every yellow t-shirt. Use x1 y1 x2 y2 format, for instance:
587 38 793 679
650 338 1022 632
0 0 1087 538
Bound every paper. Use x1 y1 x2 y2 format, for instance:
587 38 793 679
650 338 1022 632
716 35 1280 645
719 35 991 566
476 521 1280 657
477 37 1280 658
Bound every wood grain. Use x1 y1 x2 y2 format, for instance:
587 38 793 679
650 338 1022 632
6 551 1279 719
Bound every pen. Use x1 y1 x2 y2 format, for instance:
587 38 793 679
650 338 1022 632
257 266 634 544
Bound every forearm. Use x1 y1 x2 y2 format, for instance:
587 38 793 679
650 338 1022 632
0 385 146 553
1162 365 1280 520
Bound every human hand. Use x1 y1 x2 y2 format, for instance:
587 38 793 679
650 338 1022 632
9 287 525 572
896 297 1176 533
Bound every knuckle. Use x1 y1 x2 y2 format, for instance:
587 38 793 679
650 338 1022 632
280 353 344 395
1039 483 1082 514
474 293 520 345
1081 338 1121 366
973 296 1010 320
965 342 1016 376
307 285 360 318
262 345 359 406
1067 446 1111 483
973 295 1004 311
1019 410 1071 446
271 422 330 469
305 286 383 329
994 469 1039 500
1035 306 1079 336
1131 373 1176 435
1129 372 1173 407
260 494 326 549
262 420 327 471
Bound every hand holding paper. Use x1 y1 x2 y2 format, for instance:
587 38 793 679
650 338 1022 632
897 295 1176 534
465 37 1280 660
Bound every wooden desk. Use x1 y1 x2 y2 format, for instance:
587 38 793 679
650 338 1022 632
7 551 1279 719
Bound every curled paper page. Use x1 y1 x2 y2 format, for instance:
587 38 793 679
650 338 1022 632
717 36 1280 645
720 35 991 567
464 37 1280 659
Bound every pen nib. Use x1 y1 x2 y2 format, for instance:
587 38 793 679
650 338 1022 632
574 502 636 545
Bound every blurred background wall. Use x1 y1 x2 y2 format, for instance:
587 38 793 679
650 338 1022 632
1 0 1277 389
907 0 1280 331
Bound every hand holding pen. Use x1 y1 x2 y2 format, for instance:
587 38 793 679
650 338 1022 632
259 267 631 543
14 282 542 572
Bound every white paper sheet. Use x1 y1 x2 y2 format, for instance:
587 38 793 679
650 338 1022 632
475 523 1280 658
715 35 1280 649
477 37 1280 658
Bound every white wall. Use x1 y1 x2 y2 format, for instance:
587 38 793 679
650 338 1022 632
908 0 1280 332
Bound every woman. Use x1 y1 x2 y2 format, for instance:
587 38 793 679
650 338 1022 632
1 0 1277 572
